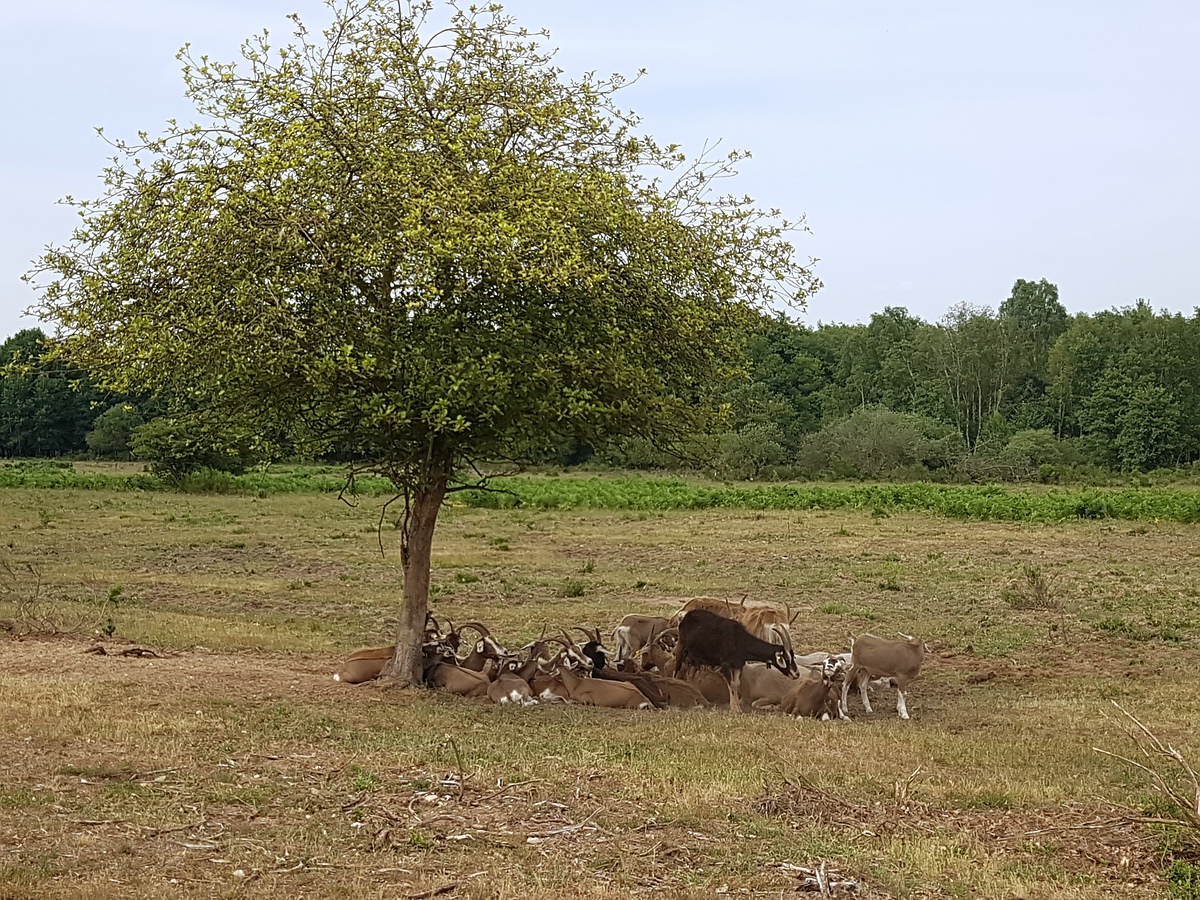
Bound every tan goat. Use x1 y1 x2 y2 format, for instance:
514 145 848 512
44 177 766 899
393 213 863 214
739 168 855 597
430 659 494 698
612 615 672 661
840 632 927 720
333 645 393 684
555 666 654 710
780 657 844 719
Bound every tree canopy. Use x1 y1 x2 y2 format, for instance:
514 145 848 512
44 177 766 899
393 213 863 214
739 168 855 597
26 0 817 683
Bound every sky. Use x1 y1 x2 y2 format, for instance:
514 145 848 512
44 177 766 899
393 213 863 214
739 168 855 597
3 0 1199 341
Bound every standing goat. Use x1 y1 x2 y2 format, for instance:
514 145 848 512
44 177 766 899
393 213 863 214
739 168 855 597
612 615 672 661
673 609 798 712
840 632 927 720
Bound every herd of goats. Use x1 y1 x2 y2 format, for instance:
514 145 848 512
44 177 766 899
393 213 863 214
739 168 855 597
333 597 928 720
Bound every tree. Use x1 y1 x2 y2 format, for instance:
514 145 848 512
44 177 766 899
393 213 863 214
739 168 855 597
0 328 96 457
998 279 1068 428
27 1 817 685
929 303 1012 451
86 403 145 459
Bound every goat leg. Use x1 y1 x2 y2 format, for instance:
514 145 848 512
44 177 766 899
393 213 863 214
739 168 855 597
857 673 874 714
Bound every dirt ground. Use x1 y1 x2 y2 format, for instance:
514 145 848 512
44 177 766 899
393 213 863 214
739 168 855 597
0 632 1182 900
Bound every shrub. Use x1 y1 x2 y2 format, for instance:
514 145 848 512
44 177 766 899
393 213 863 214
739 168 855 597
799 406 963 479
130 416 262 485
1000 429 1064 478
85 404 144 459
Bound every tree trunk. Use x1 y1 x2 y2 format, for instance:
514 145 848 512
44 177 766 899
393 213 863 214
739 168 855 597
380 473 448 686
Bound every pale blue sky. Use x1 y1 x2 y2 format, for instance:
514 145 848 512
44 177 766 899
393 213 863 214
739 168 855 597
3 0 1198 340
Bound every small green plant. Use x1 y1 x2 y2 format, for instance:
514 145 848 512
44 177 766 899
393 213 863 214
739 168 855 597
1168 859 1200 899
878 575 901 592
581 560 596 574
559 578 586 598
348 769 382 792
406 828 434 849
453 571 480 584
489 536 511 552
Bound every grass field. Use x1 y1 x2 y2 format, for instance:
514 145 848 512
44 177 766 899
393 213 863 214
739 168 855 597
2 483 1199 898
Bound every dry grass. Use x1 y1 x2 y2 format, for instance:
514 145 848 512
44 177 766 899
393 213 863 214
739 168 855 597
2 486 1200 897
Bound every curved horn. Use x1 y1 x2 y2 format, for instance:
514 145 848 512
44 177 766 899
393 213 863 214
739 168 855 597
456 621 493 638
650 626 679 648
558 628 581 649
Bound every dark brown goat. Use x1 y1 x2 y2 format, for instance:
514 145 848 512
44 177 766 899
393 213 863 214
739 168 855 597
672 609 798 713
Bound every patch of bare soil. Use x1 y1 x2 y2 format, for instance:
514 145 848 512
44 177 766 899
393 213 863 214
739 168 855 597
1 632 342 703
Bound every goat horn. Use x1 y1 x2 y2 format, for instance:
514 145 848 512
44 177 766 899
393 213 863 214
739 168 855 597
558 628 581 650
457 621 493 638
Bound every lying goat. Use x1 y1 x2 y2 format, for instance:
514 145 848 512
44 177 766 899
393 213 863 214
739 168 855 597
780 657 844 719
333 645 393 684
840 632 927 720
549 658 655 709
673 608 797 712
487 657 537 706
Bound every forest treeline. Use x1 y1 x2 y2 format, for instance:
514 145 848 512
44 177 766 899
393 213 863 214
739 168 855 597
4 278 1200 482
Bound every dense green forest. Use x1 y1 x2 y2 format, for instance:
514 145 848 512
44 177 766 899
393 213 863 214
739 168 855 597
5 278 1200 482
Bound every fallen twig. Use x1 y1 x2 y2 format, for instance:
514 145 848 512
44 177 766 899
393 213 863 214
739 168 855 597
1095 701 1200 838
405 883 458 899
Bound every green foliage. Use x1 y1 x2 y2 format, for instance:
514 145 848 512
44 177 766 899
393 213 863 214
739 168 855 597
30 0 813 489
1168 859 1200 899
798 406 962 478
0 329 97 457
86 403 144 459
129 417 262 485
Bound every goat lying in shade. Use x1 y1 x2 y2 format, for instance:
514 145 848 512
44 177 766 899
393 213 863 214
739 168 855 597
780 656 844 719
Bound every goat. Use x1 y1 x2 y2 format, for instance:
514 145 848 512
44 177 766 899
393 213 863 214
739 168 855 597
452 622 509 671
486 658 536 706
552 661 654 710
738 662 801 710
333 645 393 684
612 614 672 661
636 628 727 705
673 608 797 712
670 595 739 625
567 629 670 709
635 628 679 674
429 661 493 697
780 657 845 719
738 605 798 668
840 632 927 720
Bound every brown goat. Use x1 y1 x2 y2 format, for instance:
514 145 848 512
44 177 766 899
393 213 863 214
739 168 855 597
780 657 844 719
841 632 927 720
333 645 393 684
